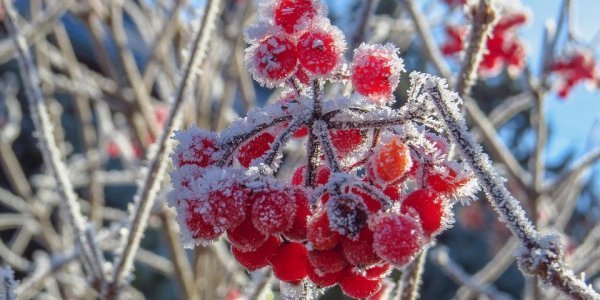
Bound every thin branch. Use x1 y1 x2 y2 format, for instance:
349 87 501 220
397 250 427 300
1 0 105 286
108 0 223 295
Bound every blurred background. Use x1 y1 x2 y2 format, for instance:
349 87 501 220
0 0 598 299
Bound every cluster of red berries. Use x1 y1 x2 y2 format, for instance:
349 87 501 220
442 4 529 77
549 49 600 99
169 0 477 298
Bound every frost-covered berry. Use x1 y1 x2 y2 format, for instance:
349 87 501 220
283 188 311 241
370 136 412 184
425 162 475 197
237 132 275 167
245 35 298 87
330 129 364 156
307 262 343 288
291 164 330 186
351 43 404 103
173 127 219 167
326 194 368 238
269 242 309 282
207 183 250 230
297 23 345 76
251 187 296 234
273 0 319 34
342 228 381 267
400 189 445 236
370 212 423 266
227 217 269 252
232 236 281 271
181 200 223 244
338 269 383 299
364 263 392 279
307 210 340 250
308 247 348 274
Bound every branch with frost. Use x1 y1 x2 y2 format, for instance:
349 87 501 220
1 0 106 287
455 0 497 97
430 247 513 300
107 0 223 295
424 75 599 299
395 250 426 300
0 267 16 300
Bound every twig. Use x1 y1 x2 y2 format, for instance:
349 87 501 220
108 0 223 295
396 250 427 300
1 0 106 287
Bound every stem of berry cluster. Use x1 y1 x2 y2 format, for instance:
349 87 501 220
428 80 599 299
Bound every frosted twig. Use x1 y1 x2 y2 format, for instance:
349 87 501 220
0 267 16 300
396 250 426 300
455 0 497 97
426 76 599 299
108 0 223 295
1 0 106 287
431 247 513 300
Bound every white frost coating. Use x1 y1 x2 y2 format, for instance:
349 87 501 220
351 43 405 104
258 0 328 35
422 73 600 299
298 18 347 77
0 267 15 300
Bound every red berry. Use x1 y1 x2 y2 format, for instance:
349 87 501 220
297 25 345 76
227 217 269 252
351 43 404 103
245 35 298 87
283 188 312 241
183 200 223 242
425 162 473 196
232 236 281 271
401 189 445 236
251 187 296 235
330 129 363 156
269 242 309 282
273 0 318 34
308 247 348 274
370 136 412 184
370 213 423 266
237 132 275 167
307 210 340 250
364 263 392 279
291 164 330 186
339 269 383 299
307 262 343 288
174 128 219 167
294 67 311 86
207 184 250 230
342 228 381 267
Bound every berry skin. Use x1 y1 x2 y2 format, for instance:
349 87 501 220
227 216 269 252
401 189 445 236
307 210 340 250
338 269 383 299
351 43 404 103
307 262 343 288
283 188 311 241
308 247 348 274
173 127 219 168
291 164 330 186
370 212 423 266
232 236 281 271
206 184 249 230
269 242 309 282
251 188 296 235
245 35 298 87
425 162 473 196
297 24 345 76
342 228 381 267
364 263 392 279
273 0 318 34
330 129 363 156
370 136 412 184
183 200 223 243
237 132 275 167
